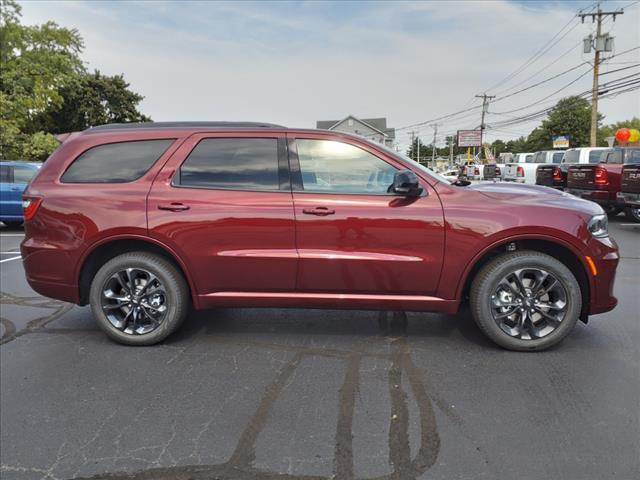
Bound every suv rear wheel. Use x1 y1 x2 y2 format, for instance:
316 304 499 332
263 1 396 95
470 251 581 351
89 252 189 345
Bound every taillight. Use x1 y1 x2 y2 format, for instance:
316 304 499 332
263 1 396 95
495 166 501 175
22 196 43 221
474 167 480 176
552 167 562 181
517 166 524 177
594 166 608 185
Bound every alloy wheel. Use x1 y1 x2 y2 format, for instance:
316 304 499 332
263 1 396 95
490 268 568 340
101 268 168 335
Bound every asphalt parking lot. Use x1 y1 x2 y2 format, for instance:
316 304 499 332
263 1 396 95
1 219 639 480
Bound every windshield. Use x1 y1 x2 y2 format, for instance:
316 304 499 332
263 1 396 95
376 143 454 184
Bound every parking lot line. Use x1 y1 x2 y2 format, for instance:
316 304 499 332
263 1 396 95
0 251 20 254
0 255 21 263
0 234 25 237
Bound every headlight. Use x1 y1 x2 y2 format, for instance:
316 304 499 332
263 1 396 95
588 214 608 238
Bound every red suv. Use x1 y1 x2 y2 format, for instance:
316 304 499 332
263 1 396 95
21 122 619 351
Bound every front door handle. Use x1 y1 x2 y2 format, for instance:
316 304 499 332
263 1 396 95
302 207 335 216
157 202 190 212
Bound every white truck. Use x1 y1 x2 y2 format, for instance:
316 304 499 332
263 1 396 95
503 150 564 184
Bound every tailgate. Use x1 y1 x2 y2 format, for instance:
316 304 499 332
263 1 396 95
536 165 555 186
567 165 595 189
621 164 640 193
504 163 518 179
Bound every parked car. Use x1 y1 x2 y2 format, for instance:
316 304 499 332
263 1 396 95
536 147 609 190
616 161 640 222
440 168 459 183
21 122 619 351
504 150 565 184
566 146 640 216
0 161 41 227
482 163 501 180
502 152 534 182
462 163 482 181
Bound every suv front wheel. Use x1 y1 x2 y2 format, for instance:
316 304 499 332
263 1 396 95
470 251 581 351
89 252 189 345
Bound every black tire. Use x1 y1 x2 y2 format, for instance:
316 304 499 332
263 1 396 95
89 252 189 345
2 221 23 228
624 206 640 223
470 250 581 352
604 205 622 217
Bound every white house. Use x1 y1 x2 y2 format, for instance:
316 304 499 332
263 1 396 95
316 115 396 147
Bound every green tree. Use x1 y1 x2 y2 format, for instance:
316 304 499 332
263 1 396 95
491 139 507 156
33 70 151 133
0 0 83 159
406 137 430 163
524 96 598 151
1 0 151 160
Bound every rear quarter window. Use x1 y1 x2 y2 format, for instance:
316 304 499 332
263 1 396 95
61 139 174 183
552 152 564 163
589 150 606 163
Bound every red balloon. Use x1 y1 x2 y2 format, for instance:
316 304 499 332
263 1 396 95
616 128 631 141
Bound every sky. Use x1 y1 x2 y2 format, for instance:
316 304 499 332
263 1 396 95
19 0 640 151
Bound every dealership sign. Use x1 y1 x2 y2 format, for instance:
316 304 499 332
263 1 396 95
457 130 482 147
552 135 571 149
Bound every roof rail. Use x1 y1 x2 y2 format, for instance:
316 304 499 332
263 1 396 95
84 121 286 132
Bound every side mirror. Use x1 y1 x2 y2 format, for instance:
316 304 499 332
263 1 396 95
390 170 423 196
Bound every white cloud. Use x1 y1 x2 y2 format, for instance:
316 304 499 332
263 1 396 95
18 0 640 149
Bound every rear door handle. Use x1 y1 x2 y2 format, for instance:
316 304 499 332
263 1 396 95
302 207 335 216
157 202 190 212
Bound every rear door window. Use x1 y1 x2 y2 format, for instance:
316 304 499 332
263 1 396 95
552 152 564 163
177 138 279 191
589 150 606 163
562 150 579 163
61 139 174 183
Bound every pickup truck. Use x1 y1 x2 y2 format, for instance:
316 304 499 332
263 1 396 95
566 146 640 216
503 151 552 184
536 147 609 190
617 162 640 222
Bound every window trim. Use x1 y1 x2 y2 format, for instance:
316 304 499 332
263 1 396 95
170 136 289 193
60 138 176 184
287 137 411 197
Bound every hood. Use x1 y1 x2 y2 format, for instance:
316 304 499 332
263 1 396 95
467 182 603 215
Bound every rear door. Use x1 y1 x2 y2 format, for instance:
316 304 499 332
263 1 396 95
288 134 444 295
148 132 297 295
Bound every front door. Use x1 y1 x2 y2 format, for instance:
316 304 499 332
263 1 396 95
148 133 297 295
288 135 445 295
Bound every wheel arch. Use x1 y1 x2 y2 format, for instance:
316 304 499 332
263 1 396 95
77 235 198 307
458 235 592 321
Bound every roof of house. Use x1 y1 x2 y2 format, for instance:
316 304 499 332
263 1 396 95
316 116 396 139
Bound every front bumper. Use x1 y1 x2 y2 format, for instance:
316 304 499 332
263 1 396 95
584 235 619 315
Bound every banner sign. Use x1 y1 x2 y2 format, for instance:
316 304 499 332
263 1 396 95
457 130 482 147
552 135 570 149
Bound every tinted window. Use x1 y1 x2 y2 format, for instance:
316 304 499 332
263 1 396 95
296 139 397 194
562 150 579 163
627 149 640 164
178 138 278 190
604 150 623 164
525 154 533 162
62 140 174 183
589 150 606 163
552 152 564 163
13 165 37 183
0 166 12 183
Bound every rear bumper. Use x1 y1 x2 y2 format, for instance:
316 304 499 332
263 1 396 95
617 191 640 206
566 188 617 206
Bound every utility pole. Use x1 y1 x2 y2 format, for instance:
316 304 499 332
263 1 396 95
579 3 623 146
475 93 495 159
430 124 438 167
449 136 454 168
409 131 416 162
